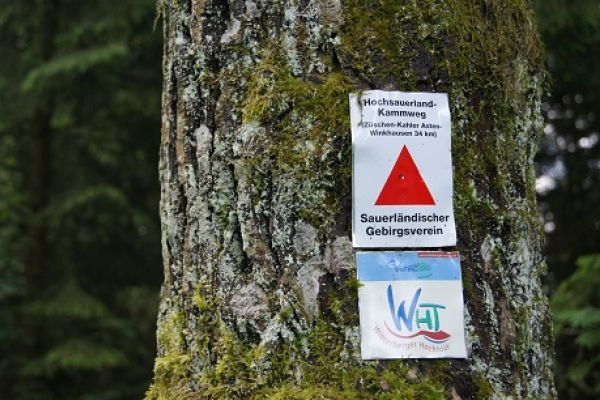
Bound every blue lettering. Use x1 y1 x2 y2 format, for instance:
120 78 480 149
387 285 421 331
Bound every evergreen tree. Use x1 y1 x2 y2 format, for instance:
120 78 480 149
534 0 600 285
534 1 600 397
0 1 163 398
552 255 600 399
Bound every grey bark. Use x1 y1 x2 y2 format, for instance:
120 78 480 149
148 0 556 398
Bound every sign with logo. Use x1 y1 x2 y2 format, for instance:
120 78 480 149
357 251 467 359
350 90 456 248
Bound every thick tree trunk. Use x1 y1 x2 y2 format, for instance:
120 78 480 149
148 0 555 398
25 107 52 296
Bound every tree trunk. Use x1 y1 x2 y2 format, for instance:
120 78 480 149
148 0 556 398
24 0 58 297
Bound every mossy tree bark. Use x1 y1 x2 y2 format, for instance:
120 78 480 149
148 0 555 398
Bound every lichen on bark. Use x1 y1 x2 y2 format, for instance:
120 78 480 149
147 0 556 398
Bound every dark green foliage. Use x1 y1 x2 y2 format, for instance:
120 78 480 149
534 2 600 398
0 0 162 398
0 132 26 397
552 255 600 399
534 0 600 285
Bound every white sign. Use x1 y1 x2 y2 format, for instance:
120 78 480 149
357 251 467 359
350 90 456 248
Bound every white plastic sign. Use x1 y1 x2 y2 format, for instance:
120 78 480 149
357 251 467 359
350 90 456 248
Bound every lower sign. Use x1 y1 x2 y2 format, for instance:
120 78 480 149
357 251 467 359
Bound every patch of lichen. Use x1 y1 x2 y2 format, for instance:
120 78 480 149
241 42 355 234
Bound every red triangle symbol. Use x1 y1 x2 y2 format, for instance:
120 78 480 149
375 145 435 205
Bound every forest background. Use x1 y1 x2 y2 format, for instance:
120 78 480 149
0 0 597 399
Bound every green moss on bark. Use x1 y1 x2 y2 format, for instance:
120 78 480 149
148 272 450 399
146 308 194 399
239 41 354 235
152 0 554 398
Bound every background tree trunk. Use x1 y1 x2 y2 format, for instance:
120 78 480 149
147 0 556 398
24 0 58 298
